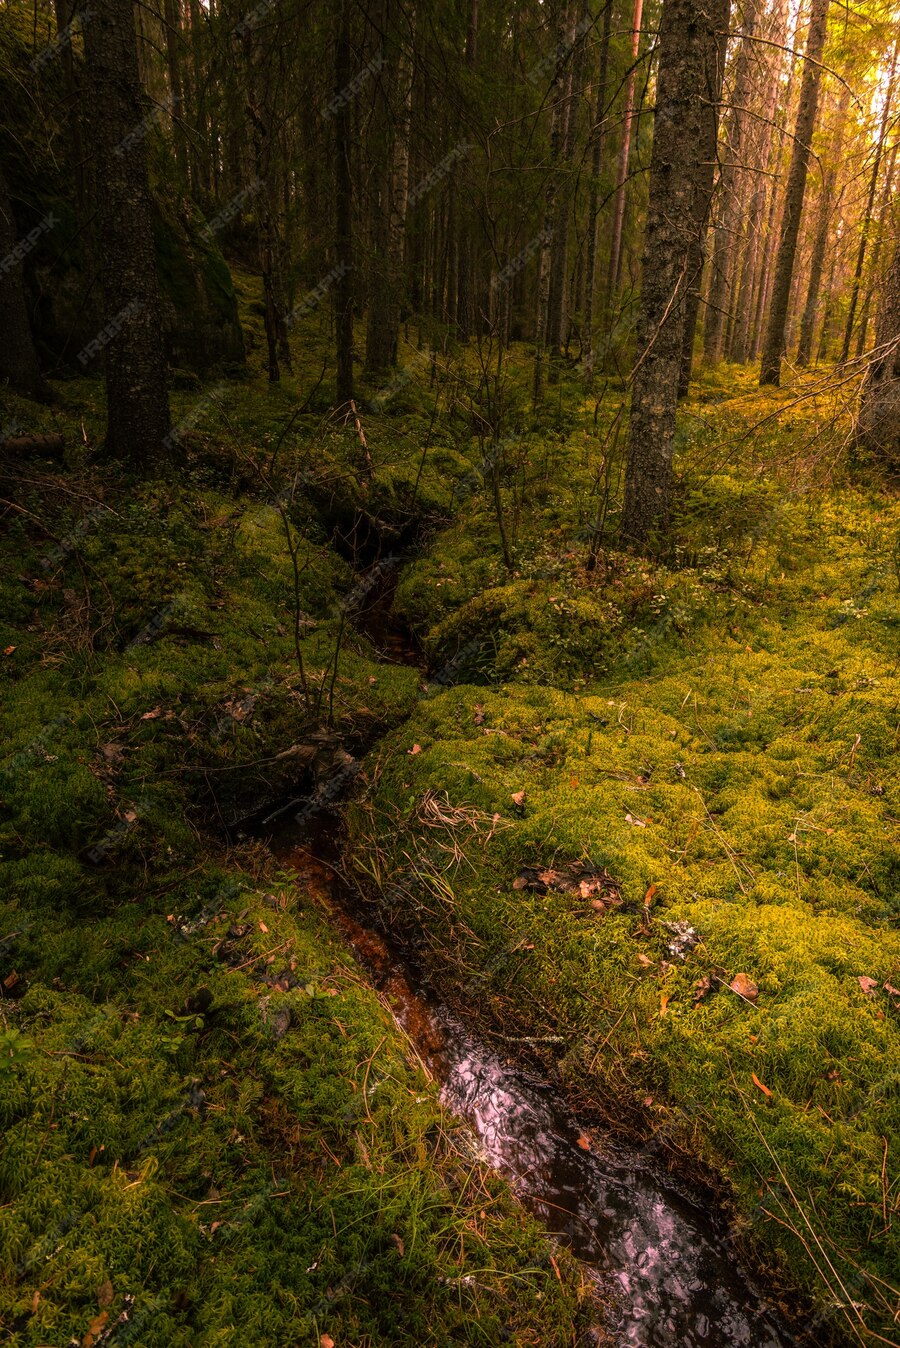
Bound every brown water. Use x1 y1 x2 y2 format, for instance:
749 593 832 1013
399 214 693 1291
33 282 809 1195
267 824 798 1348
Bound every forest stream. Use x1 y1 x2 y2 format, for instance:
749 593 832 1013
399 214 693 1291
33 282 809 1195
242 559 800 1348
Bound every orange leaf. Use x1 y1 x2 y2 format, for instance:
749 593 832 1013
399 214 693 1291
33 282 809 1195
321 1336 335 1348
258 920 269 933
576 1134 591 1150
751 1072 772 1098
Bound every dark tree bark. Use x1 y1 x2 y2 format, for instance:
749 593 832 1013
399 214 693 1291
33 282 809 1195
758 0 829 386
840 35 898 364
607 0 644 299
0 161 52 401
582 0 613 388
677 0 730 396
334 0 355 404
81 0 171 466
795 88 849 367
621 0 724 548
857 234 900 462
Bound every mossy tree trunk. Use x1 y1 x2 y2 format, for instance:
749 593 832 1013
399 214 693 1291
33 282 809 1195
620 0 728 549
82 0 171 468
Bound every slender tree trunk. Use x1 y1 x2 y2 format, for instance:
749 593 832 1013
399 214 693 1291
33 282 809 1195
582 0 613 388
857 233 900 462
334 0 355 403
796 87 850 367
702 0 758 364
532 1 570 405
759 0 829 386
82 0 171 467
840 35 898 364
607 0 644 299
621 0 722 548
0 162 51 401
677 0 730 395
856 140 899 357
163 0 189 180
548 1 587 375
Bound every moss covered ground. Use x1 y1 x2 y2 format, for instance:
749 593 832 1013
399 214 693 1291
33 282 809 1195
348 364 900 1342
0 292 598 1343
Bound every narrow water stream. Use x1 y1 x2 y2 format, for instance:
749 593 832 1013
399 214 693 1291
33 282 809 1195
260 815 798 1348
243 557 808 1347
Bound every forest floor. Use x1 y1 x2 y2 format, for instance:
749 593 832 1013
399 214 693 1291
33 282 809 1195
2 278 899 1345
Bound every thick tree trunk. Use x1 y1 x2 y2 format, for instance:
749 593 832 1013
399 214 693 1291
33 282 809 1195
677 0 730 396
759 0 829 386
82 0 171 467
857 235 900 462
0 162 52 401
621 0 722 548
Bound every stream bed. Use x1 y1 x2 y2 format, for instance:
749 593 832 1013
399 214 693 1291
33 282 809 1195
257 812 799 1348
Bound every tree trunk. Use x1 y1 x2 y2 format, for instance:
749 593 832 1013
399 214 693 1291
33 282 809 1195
607 0 644 299
82 0 171 467
759 0 829 386
857 234 900 463
582 0 613 388
334 0 355 404
677 0 730 396
532 1 571 406
621 0 722 548
0 161 52 401
795 87 850 367
840 35 898 364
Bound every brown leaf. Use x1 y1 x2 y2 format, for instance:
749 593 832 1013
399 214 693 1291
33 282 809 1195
82 1311 109 1346
3 645 16 656
141 706 162 720
511 790 526 808
637 953 654 967
858 975 878 997
624 813 646 827
576 1134 591 1150
391 1232 405 1255
692 975 711 1004
96 1279 113 1308
729 973 759 1001
320 1336 335 1348
644 883 658 906
751 1072 772 1098
659 992 671 1017
884 982 900 998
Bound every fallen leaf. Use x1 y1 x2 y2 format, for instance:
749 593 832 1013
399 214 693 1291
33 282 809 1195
659 992 670 1017
858 975 878 997
407 744 422 755
96 1279 113 1308
320 1336 335 1348
258 920 269 933
390 1232 405 1255
751 1072 772 1098
644 883 658 906
884 982 900 998
692 975 711 1004
82 1310 109 1346
730 973 759 1001
637 953 653 967
624 813 646 827
3 645 15 656
510 790 526 807
141 706 162 720
576 1134 591 1150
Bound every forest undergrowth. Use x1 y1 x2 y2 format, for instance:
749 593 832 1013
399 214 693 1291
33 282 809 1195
1 290 895 1344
